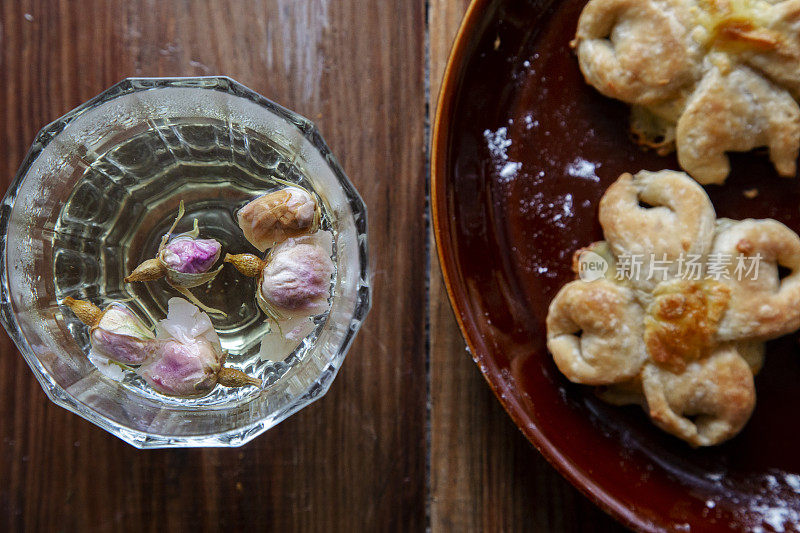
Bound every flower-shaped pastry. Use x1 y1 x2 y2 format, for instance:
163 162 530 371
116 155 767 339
573 0 800 184
546 170 800 446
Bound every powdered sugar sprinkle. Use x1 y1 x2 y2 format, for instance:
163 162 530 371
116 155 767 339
566 157 600 182
484 126 523 183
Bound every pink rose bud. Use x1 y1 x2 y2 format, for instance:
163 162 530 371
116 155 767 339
89 303 155 365
135 297 254 396
138 339 221 396
237 187 320 251
64 297 260 395
261 239 334 316
161 237 221 274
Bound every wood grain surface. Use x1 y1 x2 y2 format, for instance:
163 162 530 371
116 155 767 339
0 1 626 532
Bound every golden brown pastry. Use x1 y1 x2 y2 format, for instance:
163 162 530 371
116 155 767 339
598 169 716 293
711 218 800 339
643 279 731 373
546 279 647 385
546 169 800 445
640 347 756 447
736 0 800 97
574 0 703 104
573 0 800 183
676 64 800 183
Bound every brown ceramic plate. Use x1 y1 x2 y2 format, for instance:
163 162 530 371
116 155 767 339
432 0 800 531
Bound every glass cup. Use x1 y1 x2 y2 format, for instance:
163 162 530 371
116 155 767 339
0 77 370 448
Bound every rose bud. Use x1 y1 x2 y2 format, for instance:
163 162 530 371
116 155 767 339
237 186 320 252
139 298 260 396
125 201 225 316
160 237 221 274
63 297 154 365
225 231 334 324
260 239 334 316
62 297 261 396
138 338 221 396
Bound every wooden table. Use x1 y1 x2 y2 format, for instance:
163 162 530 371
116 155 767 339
0 1 626 531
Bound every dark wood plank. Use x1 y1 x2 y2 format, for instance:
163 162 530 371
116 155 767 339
0 1 427 531
428 2 628 531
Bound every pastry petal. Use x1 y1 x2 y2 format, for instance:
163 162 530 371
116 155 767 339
739 0 800 99
711 218 800 340
546 278 647 385
676 64 800 184
641 345 755 446
575 0 701 104
598 170 716 292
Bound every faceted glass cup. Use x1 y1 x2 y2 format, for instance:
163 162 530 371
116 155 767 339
0 77 370 448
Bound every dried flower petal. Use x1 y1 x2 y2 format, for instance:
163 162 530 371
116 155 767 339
237 186 320 252
257 314 315 362
155 297 222 347
92 331 153 365
125 201 225 315
227 231 334 326
88 352 128 381
226 231 334 362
